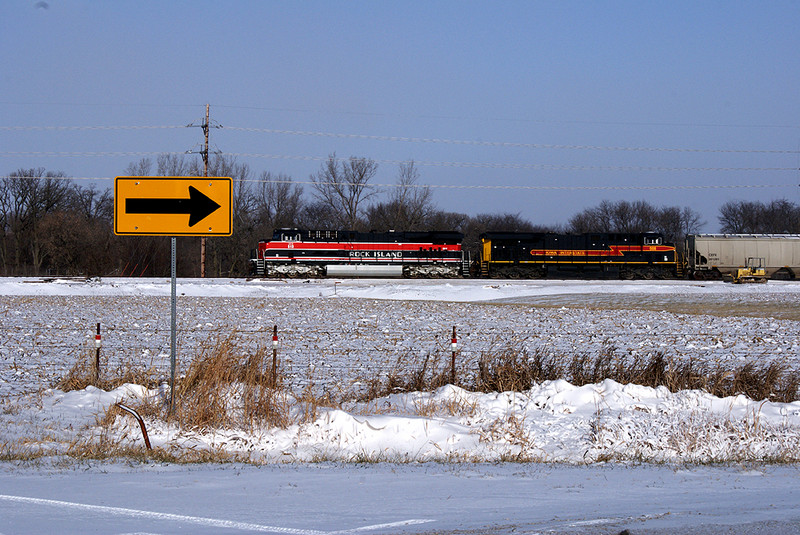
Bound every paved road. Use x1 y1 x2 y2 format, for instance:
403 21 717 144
1 463 799 534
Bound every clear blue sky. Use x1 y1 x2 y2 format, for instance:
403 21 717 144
2 1 799 231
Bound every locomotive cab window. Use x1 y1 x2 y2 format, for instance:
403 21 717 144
644 237 662 245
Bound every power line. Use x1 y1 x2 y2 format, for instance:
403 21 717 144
0 125 184 131
223 126 800 154
0 175 793 192
4 100 800 130
0 151 186 157
3 124 797 154
3 150 795 173
246 179 797 191
214 152 800 173
208 103 800 130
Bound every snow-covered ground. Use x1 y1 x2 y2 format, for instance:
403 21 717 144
1 277 800 533
3 278 799 398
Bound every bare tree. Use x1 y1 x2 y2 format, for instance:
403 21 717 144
680 206 705 236
762 199 800 233
311 154 378 229
254 172 304 233
425 210 470 232
611 201 637 232
40 208 115 277
69 183 113 222
719 199 800 233
565 210 595 234
124 154 190 177
125 157 152 176
569 200 617 232
60 183 115 276
157 153 191 176
299 200 341 230
365 207 405 233
367 161 434 230
0 176 13 274
391 160 433 228
718 201 751 233
568 199 703 244
2 168 72 274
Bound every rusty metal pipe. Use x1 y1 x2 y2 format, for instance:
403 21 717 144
115 403 152 450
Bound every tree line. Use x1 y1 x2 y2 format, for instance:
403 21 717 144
2 155 798 277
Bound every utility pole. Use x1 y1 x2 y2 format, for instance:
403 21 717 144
201 104 209 278
187 103 221 277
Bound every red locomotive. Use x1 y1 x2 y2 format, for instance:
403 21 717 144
250 229 467 278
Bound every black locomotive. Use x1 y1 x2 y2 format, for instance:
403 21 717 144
479 231 677 279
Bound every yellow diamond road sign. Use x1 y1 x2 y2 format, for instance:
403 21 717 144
114 177 232 236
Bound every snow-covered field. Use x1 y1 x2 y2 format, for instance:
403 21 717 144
2 277 800 463
3 278 800 398
2 277 800 533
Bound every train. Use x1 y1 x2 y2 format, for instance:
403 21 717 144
250 228 466 278
250 228 800 281
686 234 800 280
478 231 676 279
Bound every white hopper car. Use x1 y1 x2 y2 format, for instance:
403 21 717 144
685 234 800 280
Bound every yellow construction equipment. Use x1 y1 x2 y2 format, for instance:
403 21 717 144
724 257 768 284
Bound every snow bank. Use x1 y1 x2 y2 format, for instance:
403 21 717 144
11 380 798 464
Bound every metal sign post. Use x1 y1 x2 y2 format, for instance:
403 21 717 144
113 176 232 418
169 237 177 416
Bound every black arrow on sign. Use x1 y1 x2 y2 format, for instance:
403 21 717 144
125 186 221 227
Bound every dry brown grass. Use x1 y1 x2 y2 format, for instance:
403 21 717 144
339 342 799 405
412 390 479 418
477 348 538 392
354 353 452 402
55 350 161 392
45 333 295 463
57 333 293 438
173 333 289 430
0 440 43 462
57 332 800 413
473 346 800 402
